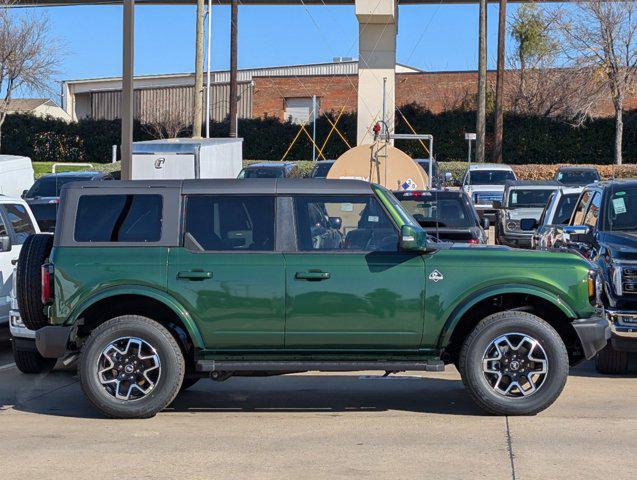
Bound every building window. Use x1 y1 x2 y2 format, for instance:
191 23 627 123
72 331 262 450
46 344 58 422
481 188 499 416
284 97 319 124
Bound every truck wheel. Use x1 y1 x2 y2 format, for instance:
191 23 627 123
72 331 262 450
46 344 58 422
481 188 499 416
459 311 569 416
12 343 56 374
595 344 629 375
16 234 53 330
79 315 185 419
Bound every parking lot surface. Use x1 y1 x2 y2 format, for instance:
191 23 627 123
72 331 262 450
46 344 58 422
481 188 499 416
0 329 635 480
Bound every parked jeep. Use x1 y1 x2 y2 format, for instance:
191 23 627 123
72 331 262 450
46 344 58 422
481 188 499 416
494 181 561 248
530 187 583 250
541 180 637 374
18 179 608 418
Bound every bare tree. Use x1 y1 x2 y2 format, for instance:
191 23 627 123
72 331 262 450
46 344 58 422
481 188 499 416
143 106 190 139
0 1 60 149
556 1 637 165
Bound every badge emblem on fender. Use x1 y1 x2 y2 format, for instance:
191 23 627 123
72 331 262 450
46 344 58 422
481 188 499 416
428 270 444 282
154 157 166 169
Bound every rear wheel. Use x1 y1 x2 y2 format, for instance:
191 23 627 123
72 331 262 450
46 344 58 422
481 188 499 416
595 344 629 375
459 311 569 416
16 234 53 330
79 315 185 419
12 341 56 374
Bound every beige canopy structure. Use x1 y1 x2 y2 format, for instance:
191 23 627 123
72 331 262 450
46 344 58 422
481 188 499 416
327 143 428 192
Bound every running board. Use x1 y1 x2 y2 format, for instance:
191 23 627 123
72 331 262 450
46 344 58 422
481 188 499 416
196 360 445 373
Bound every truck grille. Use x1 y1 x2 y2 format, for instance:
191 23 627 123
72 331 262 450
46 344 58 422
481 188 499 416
623 267 637 295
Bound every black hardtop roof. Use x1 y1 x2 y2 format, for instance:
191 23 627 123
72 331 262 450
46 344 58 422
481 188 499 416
597 179 637 190
61 178 375 195
504 180 561 188
394 189 466 198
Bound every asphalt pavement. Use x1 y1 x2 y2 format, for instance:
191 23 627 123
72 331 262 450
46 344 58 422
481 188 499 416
0 325 635 480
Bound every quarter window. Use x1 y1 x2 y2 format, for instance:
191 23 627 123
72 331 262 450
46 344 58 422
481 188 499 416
5 204 36 244
75 194 163 242
294 195 398 252
185 195 275 251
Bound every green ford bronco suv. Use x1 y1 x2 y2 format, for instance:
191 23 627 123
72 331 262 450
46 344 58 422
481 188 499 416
17 179 609 418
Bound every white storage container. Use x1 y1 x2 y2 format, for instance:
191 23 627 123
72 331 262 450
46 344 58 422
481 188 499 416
131 138 243 180
0 155 35 197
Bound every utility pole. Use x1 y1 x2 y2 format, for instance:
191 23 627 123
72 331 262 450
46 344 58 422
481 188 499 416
476 0 487 163
228 0 238 138
205 0 212 138
193 0 205 138
492 0 507 163
121 0 134 180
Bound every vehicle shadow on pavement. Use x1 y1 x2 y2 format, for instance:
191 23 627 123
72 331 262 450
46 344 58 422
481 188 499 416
8 373 486 418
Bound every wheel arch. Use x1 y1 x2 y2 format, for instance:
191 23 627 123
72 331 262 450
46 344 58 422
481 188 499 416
66 286 205 350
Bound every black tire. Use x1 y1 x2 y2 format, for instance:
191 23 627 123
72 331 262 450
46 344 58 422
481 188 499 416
180 377 201 392
595 344 629 375
12 342 56 374
16 234 54 330
459 311 569 416
79 315 185 419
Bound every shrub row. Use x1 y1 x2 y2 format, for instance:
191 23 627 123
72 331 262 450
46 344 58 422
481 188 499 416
3 105 636 164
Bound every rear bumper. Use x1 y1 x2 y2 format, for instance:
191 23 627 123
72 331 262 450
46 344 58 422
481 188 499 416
35 325 75 359
9 310 35 339
571 316 611 360
606 310 637 352
499 232 533 248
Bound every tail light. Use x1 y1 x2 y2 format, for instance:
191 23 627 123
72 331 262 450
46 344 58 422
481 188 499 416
41 263 54 305
468 238 479 245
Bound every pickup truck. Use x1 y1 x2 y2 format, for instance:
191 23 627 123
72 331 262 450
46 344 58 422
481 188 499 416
17 179 608 418
538 180 637 373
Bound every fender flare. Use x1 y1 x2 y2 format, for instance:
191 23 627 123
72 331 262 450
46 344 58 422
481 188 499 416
65 285 205 350
437 284 577 349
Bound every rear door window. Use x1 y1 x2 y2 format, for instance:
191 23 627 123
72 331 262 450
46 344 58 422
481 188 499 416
4 204 36 244
185 195 275 251
293 195 398 252
75 194 163 242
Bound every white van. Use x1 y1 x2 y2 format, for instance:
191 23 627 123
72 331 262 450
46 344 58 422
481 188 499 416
0 155 35 197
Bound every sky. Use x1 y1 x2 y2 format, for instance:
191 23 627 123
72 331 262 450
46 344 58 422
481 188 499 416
14 2 535 98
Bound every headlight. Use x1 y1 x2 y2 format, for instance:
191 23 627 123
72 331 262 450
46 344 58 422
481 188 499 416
506 220 519 231
612 265 623 296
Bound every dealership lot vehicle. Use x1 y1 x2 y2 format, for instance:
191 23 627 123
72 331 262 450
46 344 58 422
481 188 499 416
0 155 35 198
238 162 297 178
19 178 608 419
543 180 637 374
309 160 335 178
555 166 600 187
494 181 561 248
531 187 583 249
462 163 517 223
0 196 39 327
395 190 488 244
23 171 113 232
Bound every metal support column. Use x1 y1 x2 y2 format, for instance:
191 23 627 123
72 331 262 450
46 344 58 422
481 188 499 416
121 0 134 180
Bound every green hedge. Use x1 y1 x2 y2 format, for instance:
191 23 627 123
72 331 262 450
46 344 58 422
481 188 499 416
2 105 635 164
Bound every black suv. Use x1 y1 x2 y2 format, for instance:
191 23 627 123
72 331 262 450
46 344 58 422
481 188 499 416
548 180 636 373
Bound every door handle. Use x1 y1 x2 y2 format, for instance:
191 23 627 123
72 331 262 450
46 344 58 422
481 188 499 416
177 270 213 281
295 271 330 281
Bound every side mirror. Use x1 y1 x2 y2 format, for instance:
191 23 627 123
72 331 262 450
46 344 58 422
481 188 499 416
520 218 538 231
444 172 453 183
480 217 490 229
563 225 594 244
399 224 430 252
328 216 342 230
0 235 11 252
492 200 502 209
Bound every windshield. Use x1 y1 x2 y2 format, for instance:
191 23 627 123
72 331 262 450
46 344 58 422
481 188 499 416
553 193 580 224
311 162 333 178
238 168 284 179
467 170 515 185
396 193 474 228
26 176 89 198
604 187 637 232
508 189 555 208
557 170 599 186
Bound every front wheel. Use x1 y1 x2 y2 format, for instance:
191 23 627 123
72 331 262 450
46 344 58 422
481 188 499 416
459 311 569 416
79 315 185 419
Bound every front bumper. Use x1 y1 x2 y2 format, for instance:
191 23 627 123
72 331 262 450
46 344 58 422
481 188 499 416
606 310 637 352
35 325 75 359
571 316 611 360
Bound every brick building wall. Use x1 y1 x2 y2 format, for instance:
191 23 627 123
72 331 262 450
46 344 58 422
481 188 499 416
252 70 632 120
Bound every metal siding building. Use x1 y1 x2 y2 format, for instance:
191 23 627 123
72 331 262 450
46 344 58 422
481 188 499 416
62 60 419 123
